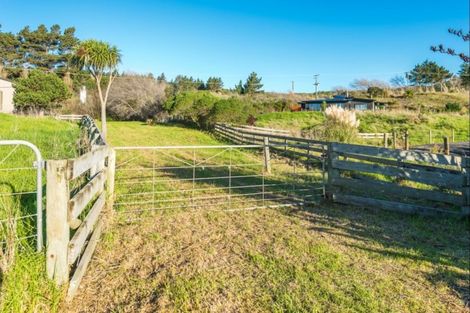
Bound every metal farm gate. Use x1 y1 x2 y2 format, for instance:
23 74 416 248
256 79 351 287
113 144 325 217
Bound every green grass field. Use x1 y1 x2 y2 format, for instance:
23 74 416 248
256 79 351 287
0 114 79 313
1 117 469 312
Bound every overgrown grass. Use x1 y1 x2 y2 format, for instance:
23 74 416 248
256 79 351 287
65 121 469 313
255 110 469 146
0 114 79 313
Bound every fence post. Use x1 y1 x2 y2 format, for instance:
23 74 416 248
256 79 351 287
444 137 450 155
429 130 432 144
263 137 271 174
106 148 116 209
462 157 470 215
383 133 388 148
326 143 339 199
46 160 70 285
404 131 409 150
392 130 397 149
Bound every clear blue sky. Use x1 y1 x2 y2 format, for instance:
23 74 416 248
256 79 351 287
1 0 468 92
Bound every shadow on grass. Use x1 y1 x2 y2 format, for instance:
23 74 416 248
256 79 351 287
285 202 470 307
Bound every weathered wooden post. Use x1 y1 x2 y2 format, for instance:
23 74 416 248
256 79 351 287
46 160 70 285
383 133 388 148
404 131 409 150
326 142 339 199
429 129 432 144
263 137 271 174
444 137 450 155
106 148 116 209
392 130 397 149
462 157 470 215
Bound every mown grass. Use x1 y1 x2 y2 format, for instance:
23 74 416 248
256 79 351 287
66 121 469 313
0 114 80 313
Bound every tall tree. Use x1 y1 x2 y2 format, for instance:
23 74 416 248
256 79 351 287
459 63 470 87
431 28 469 63
234 80 244 94
73 40 121 139
206 77 223 92
243 72 263 94
406 61 452 92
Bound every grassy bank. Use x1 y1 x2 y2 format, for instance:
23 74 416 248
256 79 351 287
66 121 469 312
0 114 79 313
256 110 469 145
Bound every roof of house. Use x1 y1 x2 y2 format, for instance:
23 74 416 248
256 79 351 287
298 96 375 105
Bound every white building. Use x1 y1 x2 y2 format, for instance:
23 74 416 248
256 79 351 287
0 79 14 114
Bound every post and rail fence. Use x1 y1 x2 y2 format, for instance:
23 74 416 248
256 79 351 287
215 123 470 217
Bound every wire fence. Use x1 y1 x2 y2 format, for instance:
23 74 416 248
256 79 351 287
0 141 44 260
113 144 325 219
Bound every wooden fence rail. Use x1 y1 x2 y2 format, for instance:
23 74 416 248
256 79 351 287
215 123 469 217
46 145 115 299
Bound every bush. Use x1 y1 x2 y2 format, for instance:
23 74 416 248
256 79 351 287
107 74 166 120
305 106 359 142
207 98 255 127
444 102 462 112
13 70 71 111
164 91 219 128
404 89 415 99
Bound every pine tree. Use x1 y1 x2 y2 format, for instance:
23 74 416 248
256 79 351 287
234 80 244 94
243 72 263 94
206 77 223 92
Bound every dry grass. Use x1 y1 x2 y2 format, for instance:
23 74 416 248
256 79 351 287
63 121 469 312
66 204 469 313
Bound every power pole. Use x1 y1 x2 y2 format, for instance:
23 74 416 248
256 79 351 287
313 74 320 99
291 81 295 93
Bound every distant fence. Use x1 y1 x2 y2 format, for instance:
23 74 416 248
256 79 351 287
215 123 327 167
215 123 470 217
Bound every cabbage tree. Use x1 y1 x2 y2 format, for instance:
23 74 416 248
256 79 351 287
73 40 121 139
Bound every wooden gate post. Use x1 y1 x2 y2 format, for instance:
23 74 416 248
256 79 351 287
444 137 450 155
462 158 470 215
46 160 70 285
383 133 388 148
106 148 116 209
392 130 397 149
404 131 410 150
263 137 271 174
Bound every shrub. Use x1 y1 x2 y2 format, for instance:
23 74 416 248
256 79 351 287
13 70 71 111
107 74 166 120
444 102 462 112
404 89 414 99
207 98 255 127
315 106 360 142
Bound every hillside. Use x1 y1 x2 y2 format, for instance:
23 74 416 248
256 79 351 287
255 92 469 146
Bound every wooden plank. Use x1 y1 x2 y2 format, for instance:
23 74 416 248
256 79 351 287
336 151 461 175
332 194 462 217
68 193 105 265
46 160 70 285
331 142 462 167
68 171 106 222
106 148 116 208
330 176 462 205
331 159 463 188
69 146 108 179
66 219 104 300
